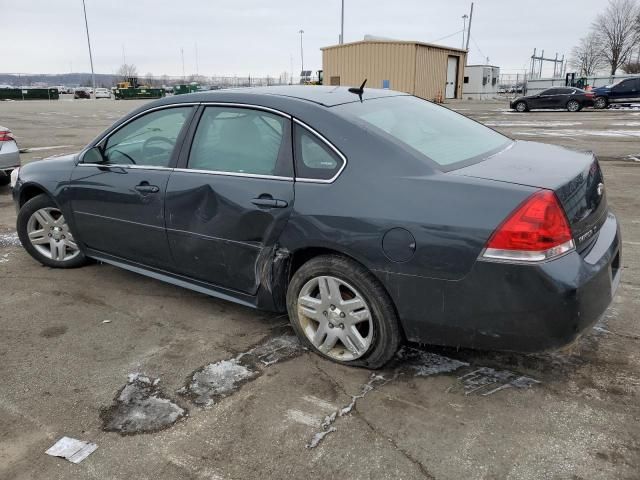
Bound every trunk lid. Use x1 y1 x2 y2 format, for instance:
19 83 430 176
451 140 607 252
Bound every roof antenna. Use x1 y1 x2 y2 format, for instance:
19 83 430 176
348 79 367 101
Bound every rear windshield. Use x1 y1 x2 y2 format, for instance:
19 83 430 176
334 95 510 169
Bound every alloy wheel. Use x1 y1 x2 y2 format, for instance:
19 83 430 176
516 102 526 112
26 207 80 262
567 100 580 112
297 275 373 361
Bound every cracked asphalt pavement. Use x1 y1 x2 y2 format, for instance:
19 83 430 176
0 99 639 479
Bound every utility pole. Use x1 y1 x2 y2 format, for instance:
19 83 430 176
299 29 304 83
340 0 345 44
195 43 199 77
461 14 468 49
465 2 473 52
181 47 185 81
81 0 96 99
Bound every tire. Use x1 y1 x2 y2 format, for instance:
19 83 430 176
566 100 581 112
594 97 608 109
514 101 528 112
286 254 401 369
17 194 88 269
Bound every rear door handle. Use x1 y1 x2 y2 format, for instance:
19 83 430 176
252 197 288 208
135 182 160 194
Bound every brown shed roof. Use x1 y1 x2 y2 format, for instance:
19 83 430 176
321 39 467 54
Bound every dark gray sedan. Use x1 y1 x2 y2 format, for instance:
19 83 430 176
11 87 621 368
510 87 595 112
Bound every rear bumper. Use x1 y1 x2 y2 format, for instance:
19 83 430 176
0 142 20 171
381 211 621 352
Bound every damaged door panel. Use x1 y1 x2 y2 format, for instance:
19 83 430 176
164 105 295 295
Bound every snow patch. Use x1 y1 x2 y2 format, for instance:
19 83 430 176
398 347 469 376
513 129 640 138
0 232 20 248
485 121 582 127
180 333 303 407
101 374 186 435
184 359 258 407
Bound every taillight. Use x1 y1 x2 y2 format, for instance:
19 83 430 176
482 190 574 262
585 93 594 98
0 130 14 142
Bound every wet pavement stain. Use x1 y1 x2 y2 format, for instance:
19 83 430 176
179 332 304 407
456 367 540 396
101 374 187 435
39 325 68 338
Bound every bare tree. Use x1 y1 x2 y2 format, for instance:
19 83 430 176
116 63 138 79
592 0 640 75
570 32 607 76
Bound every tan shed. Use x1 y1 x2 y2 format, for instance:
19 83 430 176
322 39 467 101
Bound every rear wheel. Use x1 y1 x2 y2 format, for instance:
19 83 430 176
17 194 88 268
286 255 401 369
594 97 608 109
514 101 528 112
567 100 581 112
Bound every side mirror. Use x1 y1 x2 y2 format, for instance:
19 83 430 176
82 146 105 164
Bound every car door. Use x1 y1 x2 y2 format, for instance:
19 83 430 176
610 79 638 102
164 105 295 294
69 105 195 269
538 88 561 109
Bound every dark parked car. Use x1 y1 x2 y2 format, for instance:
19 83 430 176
74 88 90 99
11 87 621 368
592 77 640 109
510 87 594 112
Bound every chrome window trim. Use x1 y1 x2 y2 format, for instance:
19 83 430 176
77 163 175 171
173 168 293 181
293 118 348 184
199 102 292 119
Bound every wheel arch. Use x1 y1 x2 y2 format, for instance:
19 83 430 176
18 182 51 207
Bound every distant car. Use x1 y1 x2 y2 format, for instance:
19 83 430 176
95 88 111 99
510 87 594 112
10 86 621 368
592 77 640 109
74 88 91 99
0 126 20 186
55 86 67 94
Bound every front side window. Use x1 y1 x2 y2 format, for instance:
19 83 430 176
334 95 510 169
294 126 344 181
188 107 291 177
102 107 192 167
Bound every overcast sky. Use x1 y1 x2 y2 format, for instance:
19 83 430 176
2 0 602 78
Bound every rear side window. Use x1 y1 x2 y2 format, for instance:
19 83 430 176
188 107 292 177
294 125 344 181
334 96 509 169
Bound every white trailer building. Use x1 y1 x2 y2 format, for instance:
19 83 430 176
462 65 500 100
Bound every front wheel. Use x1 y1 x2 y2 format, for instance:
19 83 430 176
17 194 88 268
514 101 528 112
566 100 581 112
594 97 608 109
286 255 401 369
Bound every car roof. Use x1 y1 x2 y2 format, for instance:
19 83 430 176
164 85 408 107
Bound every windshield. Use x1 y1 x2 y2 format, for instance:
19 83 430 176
334 95 511 169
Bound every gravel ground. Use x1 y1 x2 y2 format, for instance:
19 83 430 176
0 96 638 480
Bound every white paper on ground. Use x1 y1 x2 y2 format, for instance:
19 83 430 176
45 436 98 464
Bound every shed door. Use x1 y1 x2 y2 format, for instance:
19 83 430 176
446 56 458 99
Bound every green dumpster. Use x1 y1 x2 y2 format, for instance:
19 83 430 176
0 88 59 100
173 84 199 95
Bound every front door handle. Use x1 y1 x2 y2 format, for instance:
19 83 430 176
135 182 160 194
252 197 288 208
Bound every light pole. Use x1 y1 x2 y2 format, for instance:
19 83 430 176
461 14 468 49
81 0 96 98
340 0 344 44
299 29 304 83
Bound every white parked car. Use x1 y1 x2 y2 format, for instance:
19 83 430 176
0 126 20 186
95 88 111 99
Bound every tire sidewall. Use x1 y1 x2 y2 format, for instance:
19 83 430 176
17 194 87 269
286 255 399 369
